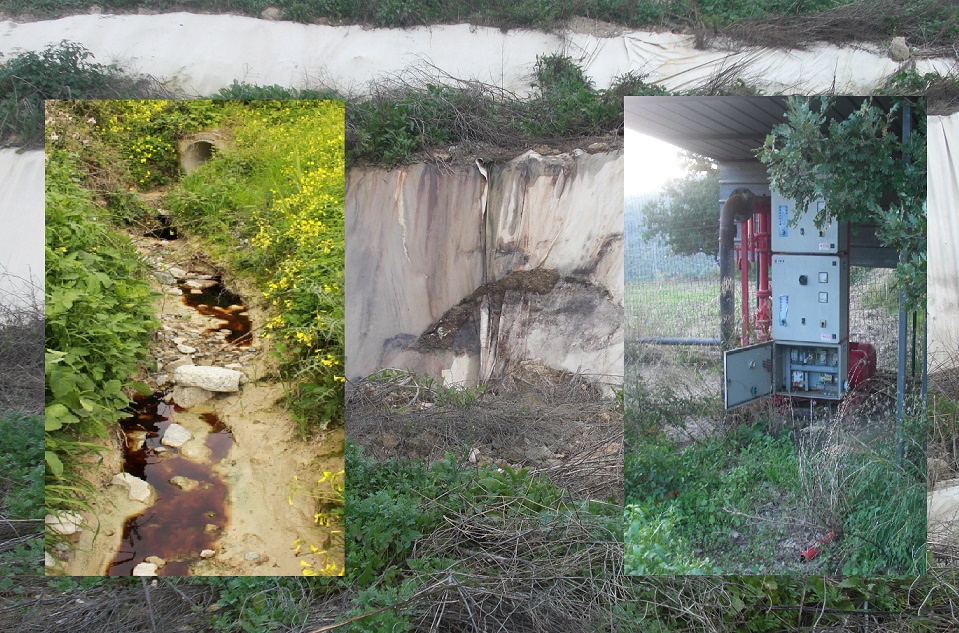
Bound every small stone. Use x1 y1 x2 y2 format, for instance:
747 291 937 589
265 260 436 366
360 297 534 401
153 270 177 285
204 523 220 533
186 279 218 290
166 356 195 371
200 549 216 559
525 445 553 461
889 36 910 62
165 286 183 296
126 430 148 451
169 475 200 491
145 556 166 568
133 562 158 576
244 551 265 563
168 267 187 278
45 512 83 536
161 423 194 448
155 373 170 387
261 6 283 20
531 144 559 156
468 447 480 463
44 551 56 567
587 142 609 153
113 472 156 504
177 343 198 354
172 385 214 409
181 443 211 462
174 365 244 392
190 289 203 295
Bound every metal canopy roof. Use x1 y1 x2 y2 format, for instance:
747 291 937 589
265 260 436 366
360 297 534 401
624 96 904 162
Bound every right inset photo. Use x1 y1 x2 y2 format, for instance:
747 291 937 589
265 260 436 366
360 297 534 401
624 96 926 575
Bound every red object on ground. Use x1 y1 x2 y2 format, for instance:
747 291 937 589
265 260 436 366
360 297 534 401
800 531 837 561
848 341 877 389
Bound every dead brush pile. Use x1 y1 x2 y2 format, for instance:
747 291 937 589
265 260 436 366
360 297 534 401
0 576 217 633
0 274 43 415
346 365 623 502
716 0 959 54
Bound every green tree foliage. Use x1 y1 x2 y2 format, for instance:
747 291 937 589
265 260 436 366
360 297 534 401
758 97 926 310
641 152 721 259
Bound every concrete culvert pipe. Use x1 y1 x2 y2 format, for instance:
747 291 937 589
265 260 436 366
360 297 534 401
178 131 229 175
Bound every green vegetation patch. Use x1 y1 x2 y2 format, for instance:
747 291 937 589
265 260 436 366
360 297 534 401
45 145 158 510
167 100 346 433
0 41 171 149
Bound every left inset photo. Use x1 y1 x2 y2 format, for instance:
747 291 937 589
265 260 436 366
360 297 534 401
44 100 345 576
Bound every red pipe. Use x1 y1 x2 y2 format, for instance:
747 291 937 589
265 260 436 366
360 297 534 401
755 197 772 341
799 531 836 561
739 216 751 347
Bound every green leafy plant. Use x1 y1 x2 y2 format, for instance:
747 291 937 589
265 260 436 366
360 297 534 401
758 96 926 310
45 146 158 514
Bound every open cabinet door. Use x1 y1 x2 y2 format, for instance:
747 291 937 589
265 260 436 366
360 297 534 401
724 341 774 409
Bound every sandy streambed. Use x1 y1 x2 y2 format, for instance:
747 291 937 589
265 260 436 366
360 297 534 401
50 233 344 576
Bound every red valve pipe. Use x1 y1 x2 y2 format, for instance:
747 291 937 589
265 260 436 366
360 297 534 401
799 531 837 561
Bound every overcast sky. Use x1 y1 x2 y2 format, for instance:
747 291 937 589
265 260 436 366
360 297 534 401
623 128 685 198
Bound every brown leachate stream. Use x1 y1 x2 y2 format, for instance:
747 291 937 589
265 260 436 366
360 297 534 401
108 397 233 576
179 277 252 346
107 275 251 576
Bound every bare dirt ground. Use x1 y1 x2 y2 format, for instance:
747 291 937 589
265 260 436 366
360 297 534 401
52 230 344 576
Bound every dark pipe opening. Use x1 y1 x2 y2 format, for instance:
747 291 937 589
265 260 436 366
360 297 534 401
182 140 216 174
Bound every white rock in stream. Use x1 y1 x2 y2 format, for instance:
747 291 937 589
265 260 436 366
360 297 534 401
186 278 218 290
200 549 216 558
132 562 158 576
112 472 156 504
169 475 200 491
174 365 243 392
172 385 214 409
161 423 194 448
45 511 84 535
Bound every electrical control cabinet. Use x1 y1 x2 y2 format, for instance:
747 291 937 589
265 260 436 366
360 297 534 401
771 254 849 344
725 340 848 409
724 187 853 410
771 190 847 254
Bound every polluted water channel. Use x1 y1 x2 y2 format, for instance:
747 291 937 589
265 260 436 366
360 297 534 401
179 276 252 346
108 276 250 576
109 398 233 576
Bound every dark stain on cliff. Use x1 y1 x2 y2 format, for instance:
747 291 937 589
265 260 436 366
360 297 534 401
414 268 560 352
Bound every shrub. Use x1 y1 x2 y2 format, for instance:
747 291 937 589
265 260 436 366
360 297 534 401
44 149 157 493
0 41 169 148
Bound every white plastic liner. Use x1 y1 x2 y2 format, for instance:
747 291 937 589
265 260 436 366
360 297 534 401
0 14 954 96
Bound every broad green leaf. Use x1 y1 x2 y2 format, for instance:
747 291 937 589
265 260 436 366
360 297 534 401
45 451 64 477
129 381 153 396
